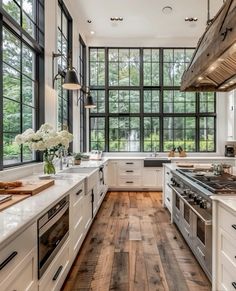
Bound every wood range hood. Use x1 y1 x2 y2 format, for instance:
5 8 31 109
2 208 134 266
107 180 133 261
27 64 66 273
181 0 236 92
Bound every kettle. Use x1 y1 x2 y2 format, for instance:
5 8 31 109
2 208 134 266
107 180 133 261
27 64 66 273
212 163 224 176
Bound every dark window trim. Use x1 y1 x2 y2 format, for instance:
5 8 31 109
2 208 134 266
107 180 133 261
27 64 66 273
89 47 217 153
0 0 45 170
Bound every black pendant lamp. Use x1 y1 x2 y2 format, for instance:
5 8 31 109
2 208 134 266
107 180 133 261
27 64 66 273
62 58 81 90
84 90 96 109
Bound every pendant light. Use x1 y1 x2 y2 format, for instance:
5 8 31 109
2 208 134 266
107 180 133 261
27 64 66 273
62 56 81 90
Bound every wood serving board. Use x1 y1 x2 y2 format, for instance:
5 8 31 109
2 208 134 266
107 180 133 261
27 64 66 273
7 179 55 196
0 195 30 211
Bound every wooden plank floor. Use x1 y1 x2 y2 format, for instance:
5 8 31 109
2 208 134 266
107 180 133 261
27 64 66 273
62 192 211 291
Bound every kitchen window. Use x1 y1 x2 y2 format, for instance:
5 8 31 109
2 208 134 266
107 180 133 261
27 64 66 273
0 0 44 169
79 35 86 152
56 0 72 131
89 48 216 152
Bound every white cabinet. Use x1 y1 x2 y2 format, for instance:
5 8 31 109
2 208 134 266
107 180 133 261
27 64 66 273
39 239 70 291
107 161 118 187
213 201 236 291
70 182 85 259
143 168 162 189
227 90 236 141
0 223 37 291
162 165 173 213
107 159 164 190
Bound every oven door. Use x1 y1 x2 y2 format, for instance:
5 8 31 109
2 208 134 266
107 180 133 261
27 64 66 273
38 202 69 278
192 212 212 279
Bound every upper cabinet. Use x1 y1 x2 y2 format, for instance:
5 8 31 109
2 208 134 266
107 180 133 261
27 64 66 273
227 90 236 141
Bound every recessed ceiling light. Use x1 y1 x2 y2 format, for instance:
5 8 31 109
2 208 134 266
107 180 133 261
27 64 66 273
185 17 198 22
162 6 173 15
110 17 123 21
90 31 95 35
87 20 92 23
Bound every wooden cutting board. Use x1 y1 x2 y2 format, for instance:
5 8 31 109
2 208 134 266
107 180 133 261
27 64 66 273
7 179 55 196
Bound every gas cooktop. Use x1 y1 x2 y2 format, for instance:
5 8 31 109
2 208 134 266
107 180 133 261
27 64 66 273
176 168 236 194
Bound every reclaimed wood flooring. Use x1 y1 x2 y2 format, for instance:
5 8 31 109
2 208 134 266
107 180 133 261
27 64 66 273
62 191 211 291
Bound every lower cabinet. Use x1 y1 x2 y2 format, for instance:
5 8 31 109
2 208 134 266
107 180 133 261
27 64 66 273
39 239 70 291
213 201 236 291
0 247 37 291
108 159 163 190
143 168 162 188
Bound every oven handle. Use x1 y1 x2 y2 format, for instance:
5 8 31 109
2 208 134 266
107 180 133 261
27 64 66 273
39 202 69 236
168 184 212 225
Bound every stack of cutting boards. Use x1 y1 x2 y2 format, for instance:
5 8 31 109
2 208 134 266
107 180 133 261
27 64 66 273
0 179 54 211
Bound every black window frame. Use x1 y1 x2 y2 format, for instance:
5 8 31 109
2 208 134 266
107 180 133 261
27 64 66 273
78 34 86 152
0 0 45 170
89 47 216 153
56 0 73 133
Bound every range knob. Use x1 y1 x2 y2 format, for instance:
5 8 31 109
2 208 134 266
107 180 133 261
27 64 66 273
196 196 202 205
193 195 198 203
199 200 207 209
188 192 194 199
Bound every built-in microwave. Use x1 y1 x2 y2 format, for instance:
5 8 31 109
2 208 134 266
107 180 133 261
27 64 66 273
38 195 69 278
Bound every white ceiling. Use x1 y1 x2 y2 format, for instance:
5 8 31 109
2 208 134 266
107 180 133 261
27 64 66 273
75 0 224 46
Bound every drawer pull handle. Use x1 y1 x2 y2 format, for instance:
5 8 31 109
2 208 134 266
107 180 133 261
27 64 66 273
232 224 236 230
0 251 18 271
126 162 134 165
197 247 205 260
76 189 83 196
53 265 63 281
126 181 134 184
232 282 236 289
100 192 104 197
126 170 133 173
167 197 170 202
167 172 170 175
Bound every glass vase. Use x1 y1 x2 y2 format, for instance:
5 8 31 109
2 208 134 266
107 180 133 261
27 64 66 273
43 154 56 175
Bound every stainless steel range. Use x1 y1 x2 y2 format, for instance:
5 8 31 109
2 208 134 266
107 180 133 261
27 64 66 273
169 168 236 282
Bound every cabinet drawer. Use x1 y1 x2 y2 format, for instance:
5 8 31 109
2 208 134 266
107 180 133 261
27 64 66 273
118 177 141 187
118 160 142 169
0 247 37 291
220 228 236 268
70 182 85 206
219 205 236 240
119 168 141 177
0 223 36 282
220 253 236 291
39 239 70 291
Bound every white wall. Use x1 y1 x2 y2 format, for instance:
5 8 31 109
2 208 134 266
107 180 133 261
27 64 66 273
44 0 87 153
44 2 228 156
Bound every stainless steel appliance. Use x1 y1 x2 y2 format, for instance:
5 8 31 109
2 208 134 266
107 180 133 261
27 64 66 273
38 195 69 278
170 168 236 281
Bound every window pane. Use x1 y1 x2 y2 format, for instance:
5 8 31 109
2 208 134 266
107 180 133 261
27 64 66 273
3 0 21 24
90 48 105 86
90 117 105 151
108 48 140 86
3 98 21 132
3 133 21 165
199 117 215 152
109 117 140 151
3 64 20 101
144 117 160 152
3 27 21 71
163 90 196 113
109 90 140 114
90 90 105 113
143 49 159 86
23 44 35 80
163 117 196 152
199 92 215 113
144 90 160 113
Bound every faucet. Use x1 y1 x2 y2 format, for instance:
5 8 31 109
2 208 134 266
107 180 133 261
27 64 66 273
152 147 158 157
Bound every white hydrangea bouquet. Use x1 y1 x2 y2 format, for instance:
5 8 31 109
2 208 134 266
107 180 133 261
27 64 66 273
15 123 73 175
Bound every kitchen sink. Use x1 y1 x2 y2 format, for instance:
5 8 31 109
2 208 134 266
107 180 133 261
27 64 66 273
144 158 171 167
62 167 98 174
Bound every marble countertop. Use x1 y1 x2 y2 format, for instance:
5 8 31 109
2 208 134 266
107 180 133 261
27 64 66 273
211 196 236 213
106 156 236 160
0 173 86 249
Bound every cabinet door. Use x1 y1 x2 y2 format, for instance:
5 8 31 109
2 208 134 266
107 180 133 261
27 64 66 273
107 161 118 187
227 90 236 141
83 192 92 233
0 248 37 291
143 168 162 188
